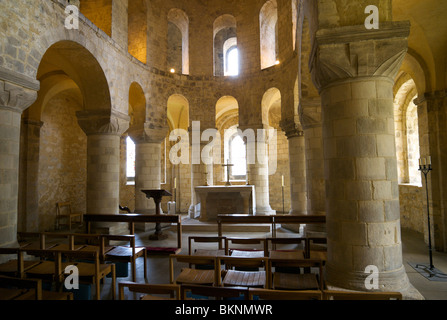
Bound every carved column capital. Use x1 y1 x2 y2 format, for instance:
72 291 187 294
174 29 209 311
310 21 411 92
280 118 304 139
128 125 168 144
0 80 38 113
76 109 130 136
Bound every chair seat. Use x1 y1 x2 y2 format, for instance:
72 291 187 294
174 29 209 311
273 272 319 290
105 246 145 258
25 261 56 277
222 270 266 288
230 250 265 258
309 251 327 261
140 295 177 301
0 260 40 275
0 288 29 300
175 268 216 285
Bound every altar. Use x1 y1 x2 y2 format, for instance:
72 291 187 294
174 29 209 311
194 185 256 221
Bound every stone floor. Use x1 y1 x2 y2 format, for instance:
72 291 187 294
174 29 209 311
94 217 447 301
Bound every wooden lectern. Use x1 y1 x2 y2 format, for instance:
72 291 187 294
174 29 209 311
141 189 173 240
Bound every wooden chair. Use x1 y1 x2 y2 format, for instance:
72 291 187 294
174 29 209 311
169 255 221 287
0 247 40 279
267 237 306 274
219 256 270 289
119 282 180 300
56 202 83 230
225 237 268 258
188 236 227 256
269 258 324 291
305 236 327 263
103 235 147 282
323 290 402 300
57 249 116 300
248 288 323 300
181 284 249 300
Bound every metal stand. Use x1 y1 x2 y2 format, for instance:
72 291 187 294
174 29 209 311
415 159 447 278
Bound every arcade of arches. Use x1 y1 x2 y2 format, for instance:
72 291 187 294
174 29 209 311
1 0 447 299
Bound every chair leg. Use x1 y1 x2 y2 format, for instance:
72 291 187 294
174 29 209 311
144 250 148 279
112 264 116 300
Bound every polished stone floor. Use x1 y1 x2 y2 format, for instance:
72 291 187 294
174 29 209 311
94 218 447 301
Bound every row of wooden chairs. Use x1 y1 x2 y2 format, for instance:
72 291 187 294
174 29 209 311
17 231 147 282
0 246 116 300
169 254 325 291
0 275 73 300
118 282 402 300
188 236 327 262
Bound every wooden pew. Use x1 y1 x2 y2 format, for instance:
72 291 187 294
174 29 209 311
216 214 326 242
83 214 182 253
216 215 274 244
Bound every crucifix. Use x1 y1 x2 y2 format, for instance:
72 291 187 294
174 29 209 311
222 159 234 186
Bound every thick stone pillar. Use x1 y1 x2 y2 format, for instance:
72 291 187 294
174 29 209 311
281 119 307 216
245 125 275 216
311 22 412 292
299 98 327 234
18 118 43 232
129 127 166 231
76 110 129 232
0 75 38 248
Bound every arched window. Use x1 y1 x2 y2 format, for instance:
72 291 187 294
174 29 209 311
126 136 136 184
406 100 421 185
224 132 246 181
225 46 239 76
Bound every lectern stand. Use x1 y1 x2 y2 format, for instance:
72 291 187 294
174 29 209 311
141 189 172 240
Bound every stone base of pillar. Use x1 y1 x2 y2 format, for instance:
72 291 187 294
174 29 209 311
325 263 418 297
254 207 276 216
90 222 129 235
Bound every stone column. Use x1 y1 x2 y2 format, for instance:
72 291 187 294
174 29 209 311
76 110 129 233
311 22 412 292
190 125 214 220
129 127 166 231
281 119 307 216
0 76 38 248
18 118 43 232
299 98 327 234
245 125 275 216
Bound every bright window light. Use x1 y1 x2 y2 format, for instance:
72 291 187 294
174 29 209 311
226 47 239 76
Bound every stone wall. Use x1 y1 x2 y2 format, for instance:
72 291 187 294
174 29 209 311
399 184 424 234
37 90 87 231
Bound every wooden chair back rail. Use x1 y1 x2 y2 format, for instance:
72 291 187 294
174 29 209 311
248 288 323 300
56 202 83 230
181 284 249 300
217 214 326 239
83 214 182 248
322 290 403 300
0 276 43 300
188 236 226 255
225 238 268 256
219 256 269 268
119 282 181 300
267 237 306 251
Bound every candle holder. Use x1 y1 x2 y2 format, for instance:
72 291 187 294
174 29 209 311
415 158 447 279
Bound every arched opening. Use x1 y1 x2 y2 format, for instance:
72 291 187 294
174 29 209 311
216 96 242 182
260 0 278 69
18 40 111 232
214 15 238 76
167 94 190 213
167 9 189 75
128 0 147 64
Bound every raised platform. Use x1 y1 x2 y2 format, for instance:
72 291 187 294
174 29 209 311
181 217 271 233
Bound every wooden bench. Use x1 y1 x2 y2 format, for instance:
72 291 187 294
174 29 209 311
217 214 326 241
84 214 182 254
